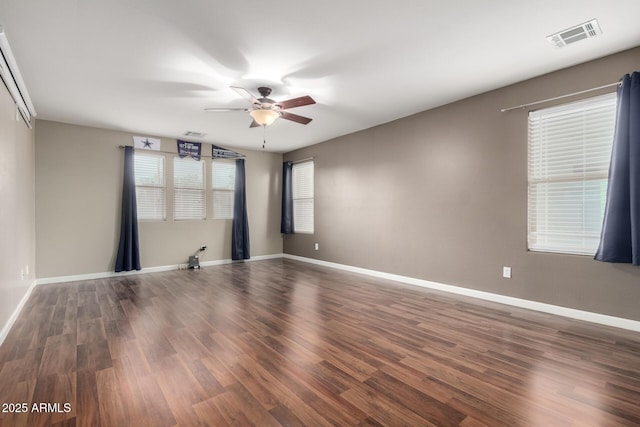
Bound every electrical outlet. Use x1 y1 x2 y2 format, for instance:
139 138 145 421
315 243 319 251
503 266 512 279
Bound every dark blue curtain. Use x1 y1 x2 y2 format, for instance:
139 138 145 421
281 161 293 234
115 146 141 272
232 159 250 260
595 72 640 265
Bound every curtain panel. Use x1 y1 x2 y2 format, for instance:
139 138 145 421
115 146 141 272
281 161 293 234
595 71 640 265
232 159 250 260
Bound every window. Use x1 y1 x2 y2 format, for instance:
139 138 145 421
173 157 205 220
212 161 235 219
528 93 616 255
134 153 165 220
293 161 314 233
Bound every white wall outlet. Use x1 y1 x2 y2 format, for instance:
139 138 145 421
315 243 319 251
503 266 512 279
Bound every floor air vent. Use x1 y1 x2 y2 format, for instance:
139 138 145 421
547 19 602 48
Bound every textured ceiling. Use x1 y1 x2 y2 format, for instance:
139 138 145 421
1 1 639 152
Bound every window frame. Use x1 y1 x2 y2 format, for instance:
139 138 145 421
211 159 236 220
134 152 166 221
292 160 314 234
173 156 206 221
527 92 616 256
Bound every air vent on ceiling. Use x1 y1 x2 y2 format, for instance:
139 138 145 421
547 19 602 48
183 131 207 138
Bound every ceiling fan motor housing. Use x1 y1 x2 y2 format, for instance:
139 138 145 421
257 87 272 97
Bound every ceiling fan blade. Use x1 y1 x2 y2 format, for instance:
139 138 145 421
280 111 313 125
276 95 315 110
204 107 249 112
249 120 261 128
231 86 259 105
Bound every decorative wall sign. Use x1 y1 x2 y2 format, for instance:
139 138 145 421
133 136 160 150
177 140 202 160
212 144 243 159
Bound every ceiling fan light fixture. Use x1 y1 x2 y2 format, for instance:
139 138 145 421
249 109 280 126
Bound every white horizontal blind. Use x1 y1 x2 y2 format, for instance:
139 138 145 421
212 161 235 219
528 93 616 255
293 161 314 234
134 153 165 220
173 157 205 220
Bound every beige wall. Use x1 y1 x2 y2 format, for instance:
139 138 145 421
35 120 282 278
284 46 640 321
0 82 36 333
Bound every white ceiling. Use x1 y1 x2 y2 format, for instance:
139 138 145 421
1 1 639 152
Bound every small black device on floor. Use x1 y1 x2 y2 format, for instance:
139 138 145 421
188 245 207 269
188 255 200 269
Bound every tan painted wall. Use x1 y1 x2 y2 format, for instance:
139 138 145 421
0 83 36 332
284 46 640 321
35 120 282 278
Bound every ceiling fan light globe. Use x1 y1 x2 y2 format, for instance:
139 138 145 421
249 109 279 126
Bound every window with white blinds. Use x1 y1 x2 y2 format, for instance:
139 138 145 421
173 157 205 220
134 153 165 220
212 161 235 220
528 92 616 255
292 161 314 234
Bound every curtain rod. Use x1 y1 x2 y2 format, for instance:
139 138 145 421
118 145 245 159
500 81 620 113
286 157 314 164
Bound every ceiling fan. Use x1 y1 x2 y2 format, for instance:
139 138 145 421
205 86 315 127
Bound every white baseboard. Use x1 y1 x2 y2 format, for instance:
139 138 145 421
200 253 284 267
283 254 640 333
35 264 177 285
35 253 285 286
0 279 37 346
31 253 640 333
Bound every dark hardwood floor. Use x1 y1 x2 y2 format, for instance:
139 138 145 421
1 258 639 426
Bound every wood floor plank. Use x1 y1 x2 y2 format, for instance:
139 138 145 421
216 383 282 427
200 355 237 388
0 258 639 426
95 368 128 427
153 357 208 426
74 370 100 427
268 404 305 427
224 359 280 410
135 375 176 427
38 333 77 376
341 385 437 426
183 358 225 399
364 369 466 425
191 397 229 427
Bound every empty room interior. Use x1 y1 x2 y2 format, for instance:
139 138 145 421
1 1 640 426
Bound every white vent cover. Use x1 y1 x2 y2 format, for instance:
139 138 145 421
183 131 207 138
547 19 602 48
